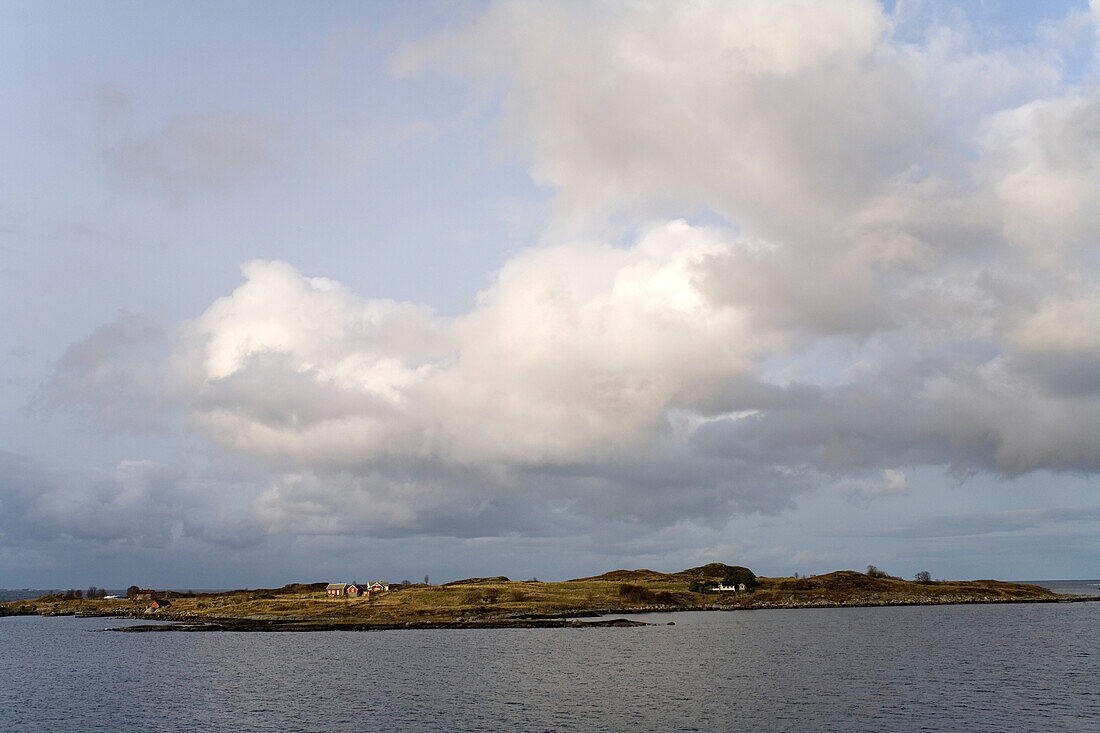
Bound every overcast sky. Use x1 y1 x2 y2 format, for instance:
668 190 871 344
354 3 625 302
2 0 1099 588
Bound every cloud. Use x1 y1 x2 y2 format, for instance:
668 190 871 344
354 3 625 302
40 312 173 433
842 469 909 504
868 506 1100 539
104 112 283 197
40 1 1100 546
0 450 270 552
393 0 1064 237
396 1 912 232
182 228 765 467
980 94 1100 269
1009 292 1100 355
0 451 184 545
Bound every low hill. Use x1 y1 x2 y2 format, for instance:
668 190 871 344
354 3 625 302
571 563 752 583
443 576 511 586
668 564 754 581
570 568 670 582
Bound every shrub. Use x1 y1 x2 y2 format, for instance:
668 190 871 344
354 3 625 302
688 579 718 593
463 588 501 604
619 583 649 603
619 584 678 605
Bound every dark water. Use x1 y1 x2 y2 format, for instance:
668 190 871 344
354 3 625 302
1030 579 1100 596
2 602 1097 731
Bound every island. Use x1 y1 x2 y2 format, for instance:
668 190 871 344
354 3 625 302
1 564 1092 632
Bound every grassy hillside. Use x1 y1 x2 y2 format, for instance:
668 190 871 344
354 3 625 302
0 566 1078 628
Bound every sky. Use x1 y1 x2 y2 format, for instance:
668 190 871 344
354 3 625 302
2 0 1099 588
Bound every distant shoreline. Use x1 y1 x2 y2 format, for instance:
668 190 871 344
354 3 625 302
4 565 1098 632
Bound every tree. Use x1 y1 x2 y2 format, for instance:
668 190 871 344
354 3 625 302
689 578 716 593
722 568 757 588
126 585 140 599
424 575 430 585
866 565 889 578
914 571 932 584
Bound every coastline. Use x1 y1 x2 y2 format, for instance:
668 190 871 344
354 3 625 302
4 564 1097 632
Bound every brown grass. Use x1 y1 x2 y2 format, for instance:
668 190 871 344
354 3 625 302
1 571 1064 624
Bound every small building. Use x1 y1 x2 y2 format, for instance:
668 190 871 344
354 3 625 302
367 582 389 592
133 589 155 601
149 599 171 609
714 583 747 592
326 583 349 597
346 584 360 597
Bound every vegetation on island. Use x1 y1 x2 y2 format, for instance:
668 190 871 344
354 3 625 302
1 563 1088 631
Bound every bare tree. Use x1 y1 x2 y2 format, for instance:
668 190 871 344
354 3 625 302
424 575 430 585
914 571 932 584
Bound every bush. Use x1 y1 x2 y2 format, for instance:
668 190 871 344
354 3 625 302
914 571 933 584
619 583 650 603
619 584 677 605
462 588 501 605
866 565 890 579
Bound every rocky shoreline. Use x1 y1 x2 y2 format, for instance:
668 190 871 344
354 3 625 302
110 617 654 632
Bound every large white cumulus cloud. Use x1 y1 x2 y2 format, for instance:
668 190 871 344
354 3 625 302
188 222 763 466
42 0 1100 543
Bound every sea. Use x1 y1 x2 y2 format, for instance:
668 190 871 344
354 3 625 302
1 582 1097 732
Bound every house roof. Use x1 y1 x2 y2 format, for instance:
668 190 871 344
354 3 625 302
326 583 348 590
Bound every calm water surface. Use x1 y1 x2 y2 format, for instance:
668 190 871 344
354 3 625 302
1 602 1097 731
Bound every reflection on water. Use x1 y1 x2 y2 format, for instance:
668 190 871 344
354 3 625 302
1 602 1097 731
